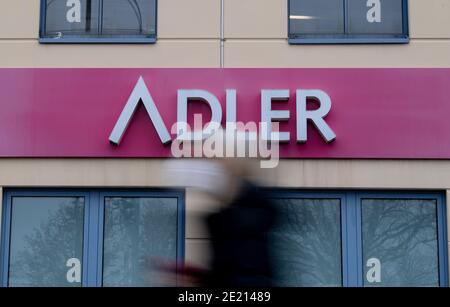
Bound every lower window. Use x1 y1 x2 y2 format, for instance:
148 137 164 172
1 189 184 287
269 191 448 287
1 189 447 287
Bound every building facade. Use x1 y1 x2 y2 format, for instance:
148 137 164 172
0 0 449 287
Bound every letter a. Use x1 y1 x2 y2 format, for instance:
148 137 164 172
367 0 381 23
66 258 81 283
366 257 381 283
66 0 81 23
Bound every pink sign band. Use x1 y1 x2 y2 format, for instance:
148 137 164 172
0 68 449 159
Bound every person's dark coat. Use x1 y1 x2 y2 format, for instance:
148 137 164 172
205 181 278 287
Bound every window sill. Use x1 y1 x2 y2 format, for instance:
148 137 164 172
288 36 409 45
39 37 157 44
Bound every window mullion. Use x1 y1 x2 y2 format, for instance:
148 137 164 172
82 191 102 287
341 194 349 287
0 194 12 287
343 0 349 35
437 194 449 287
98 0 104 36
96 192 105 287
344 192 363 287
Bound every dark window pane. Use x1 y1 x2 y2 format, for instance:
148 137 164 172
8 197 84 287
289 0 345 35
102 197 178 287
44 0 100 38
362 199 439 287
42 0 156 40
347 0 404 35
270 198 342 286
102 0 156 37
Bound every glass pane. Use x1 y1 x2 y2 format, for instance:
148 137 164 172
9 197 84 287
44 0 100 38
289 0 345 35
270 198 342 286
362 198 439 287
103 197 178 287
101 0 156 37
347 0 404 35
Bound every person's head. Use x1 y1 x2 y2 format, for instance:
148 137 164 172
165 126 262 201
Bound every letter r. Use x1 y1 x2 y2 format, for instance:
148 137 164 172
296 89 336 143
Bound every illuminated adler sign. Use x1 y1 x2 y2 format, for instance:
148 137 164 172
109 76 336 145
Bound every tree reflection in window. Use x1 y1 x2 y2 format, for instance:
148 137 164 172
269 198 342 287
362 199 439 287
102 197 178 287
8 197 84 287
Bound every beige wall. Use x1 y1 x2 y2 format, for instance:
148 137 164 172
3 158 450 190
0 0 449 67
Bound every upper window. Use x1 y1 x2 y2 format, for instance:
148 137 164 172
40 0 157 43
288 0 409 44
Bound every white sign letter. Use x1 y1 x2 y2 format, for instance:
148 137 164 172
177 90 222 141
261 90 290 142
109 76 171 145
66 0 81 23
296 89 336 143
